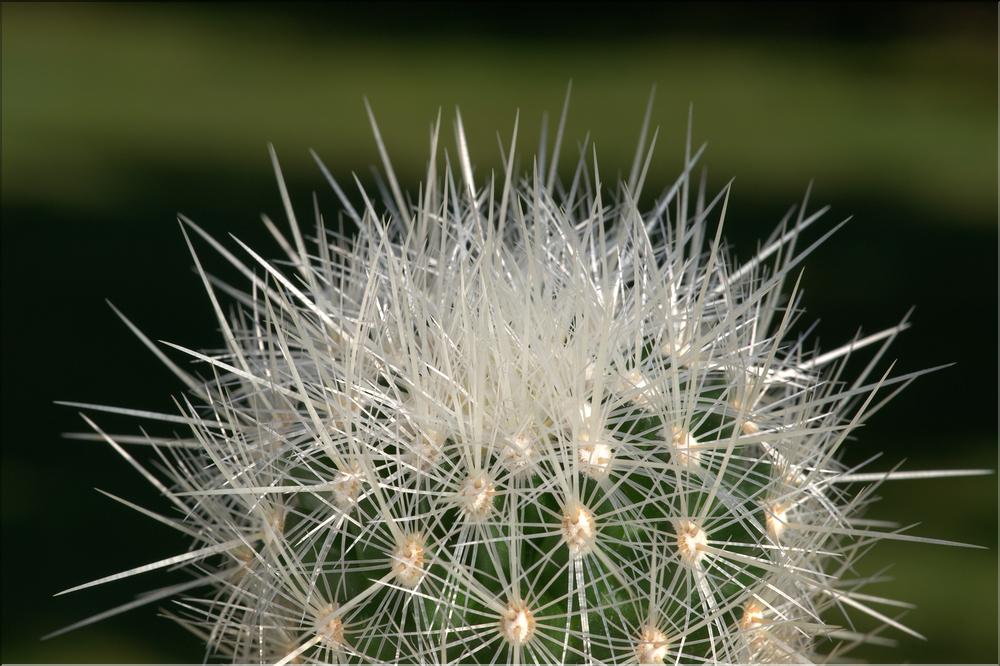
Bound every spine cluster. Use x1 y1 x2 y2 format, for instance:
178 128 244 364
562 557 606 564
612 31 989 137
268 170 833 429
56 102 965 664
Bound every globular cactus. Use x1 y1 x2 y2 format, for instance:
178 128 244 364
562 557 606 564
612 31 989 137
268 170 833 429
55 99 982 664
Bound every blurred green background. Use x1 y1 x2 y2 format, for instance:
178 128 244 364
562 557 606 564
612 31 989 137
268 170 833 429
1 2 996 662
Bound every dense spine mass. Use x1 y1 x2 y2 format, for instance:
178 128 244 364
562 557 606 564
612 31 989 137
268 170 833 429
56 101 974 664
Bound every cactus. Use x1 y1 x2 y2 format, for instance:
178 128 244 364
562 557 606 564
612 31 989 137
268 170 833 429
53 99 985 664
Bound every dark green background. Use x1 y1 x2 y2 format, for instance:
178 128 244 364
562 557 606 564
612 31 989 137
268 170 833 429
1 2 996 662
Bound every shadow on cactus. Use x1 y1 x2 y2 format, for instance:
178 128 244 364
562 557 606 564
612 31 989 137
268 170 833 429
52 93 988 664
